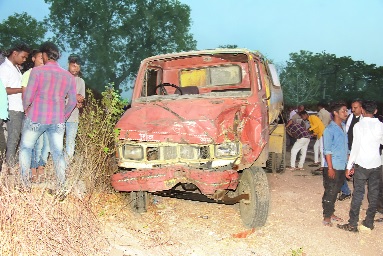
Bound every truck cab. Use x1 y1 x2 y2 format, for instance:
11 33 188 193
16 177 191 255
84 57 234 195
111 48 284 228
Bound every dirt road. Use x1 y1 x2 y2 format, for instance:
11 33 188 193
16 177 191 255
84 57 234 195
102 142 383 256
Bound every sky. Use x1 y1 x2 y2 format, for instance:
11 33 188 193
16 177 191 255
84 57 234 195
0 0 382 68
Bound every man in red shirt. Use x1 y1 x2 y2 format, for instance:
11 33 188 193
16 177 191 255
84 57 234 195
19 42 77 197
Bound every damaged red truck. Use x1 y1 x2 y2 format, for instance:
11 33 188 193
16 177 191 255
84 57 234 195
111 48 285 228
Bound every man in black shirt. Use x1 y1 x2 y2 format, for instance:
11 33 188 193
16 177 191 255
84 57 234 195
338 99 363 201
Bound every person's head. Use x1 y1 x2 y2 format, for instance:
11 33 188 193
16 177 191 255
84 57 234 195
22 49 43 71
351 99 363 117
361 100 377 116
329 101 348 121
39 41 60 63
297 105 305 112
68 54 82 76
299 110 308 120
7 42 30 66
317 102 327 110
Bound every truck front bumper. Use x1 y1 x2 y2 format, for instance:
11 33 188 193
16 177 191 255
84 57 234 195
111 166 239 195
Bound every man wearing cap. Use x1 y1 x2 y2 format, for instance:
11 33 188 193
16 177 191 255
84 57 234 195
65 54 85 161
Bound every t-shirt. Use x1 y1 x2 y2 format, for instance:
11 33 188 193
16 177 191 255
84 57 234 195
0 58 23 112
308 115 325 139
21 68 32 87
0 79 8 120
66 76 86 123
317 108 331 127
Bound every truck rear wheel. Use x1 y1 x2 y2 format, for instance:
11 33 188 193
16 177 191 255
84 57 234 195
238 166 270 228
130 191 149 213
266 128 286 173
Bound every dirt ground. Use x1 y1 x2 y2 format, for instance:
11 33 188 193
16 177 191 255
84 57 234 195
101 140 383 256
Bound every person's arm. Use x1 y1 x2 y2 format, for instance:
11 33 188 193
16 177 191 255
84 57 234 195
323 128 336 179
308 116 319 132
64 77 78 120
76 78 86 108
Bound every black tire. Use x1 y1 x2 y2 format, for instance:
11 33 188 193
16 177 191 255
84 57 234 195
130 191 149 213
237 166 270 228
275 130 286 173
266 129 286 173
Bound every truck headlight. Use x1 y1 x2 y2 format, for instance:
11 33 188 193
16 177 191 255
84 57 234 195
215 142 239 158
122 145 143 160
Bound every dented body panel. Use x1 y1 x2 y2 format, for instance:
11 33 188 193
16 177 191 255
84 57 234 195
111 48 283 195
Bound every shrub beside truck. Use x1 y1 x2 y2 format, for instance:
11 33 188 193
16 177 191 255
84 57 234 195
111 48 285 228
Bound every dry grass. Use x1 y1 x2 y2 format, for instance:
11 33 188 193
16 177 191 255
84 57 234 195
0 161 110 256
0 87 126 255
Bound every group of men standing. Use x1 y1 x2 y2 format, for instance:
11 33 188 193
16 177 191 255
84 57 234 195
0 42 85 198
287 100 383 232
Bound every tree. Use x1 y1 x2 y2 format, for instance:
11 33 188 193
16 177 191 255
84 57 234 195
280 50 383 107
0 12 47 51
45 0 197 92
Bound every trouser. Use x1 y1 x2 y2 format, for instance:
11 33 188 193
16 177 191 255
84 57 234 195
19 117 66 189
378 166 383 210
290 138 310 168
322 167 346 218
0 119 5 170
348 165 380 228
31 132 50 168
340 180 351 195
313 137 324 166
6 110 24 167
65 122 79 160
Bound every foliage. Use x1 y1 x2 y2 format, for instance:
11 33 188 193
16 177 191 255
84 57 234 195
45 0 197 92
76 85 126 192
280 50 383 107
0 12 47 51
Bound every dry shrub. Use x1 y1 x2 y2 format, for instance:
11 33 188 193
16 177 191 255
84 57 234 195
0 173 109 255
0 86 126 255
75 85 126 193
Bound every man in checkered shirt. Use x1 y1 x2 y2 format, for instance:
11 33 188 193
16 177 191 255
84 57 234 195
286 119 312 170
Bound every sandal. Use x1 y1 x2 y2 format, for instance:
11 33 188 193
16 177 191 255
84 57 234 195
322 220 333 227
331 215 344 222
311 169 323 176
337 223 358 232
295 167 305 171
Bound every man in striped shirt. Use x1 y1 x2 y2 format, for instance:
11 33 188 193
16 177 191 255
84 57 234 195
19 42 77 195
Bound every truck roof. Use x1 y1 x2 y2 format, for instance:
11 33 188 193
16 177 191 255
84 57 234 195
142 48 268 63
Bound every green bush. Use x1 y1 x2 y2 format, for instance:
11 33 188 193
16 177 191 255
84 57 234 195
75 84 127 193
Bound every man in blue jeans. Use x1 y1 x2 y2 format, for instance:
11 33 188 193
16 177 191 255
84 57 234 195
19 42 77 196
337 100 383 232
65 54 85 161
322 101 349 226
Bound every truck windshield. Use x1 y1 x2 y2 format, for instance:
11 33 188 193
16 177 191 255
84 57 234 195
138 53 252 101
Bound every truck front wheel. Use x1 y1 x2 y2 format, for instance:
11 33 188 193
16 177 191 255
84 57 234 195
237 166 270 228
130 191 149 213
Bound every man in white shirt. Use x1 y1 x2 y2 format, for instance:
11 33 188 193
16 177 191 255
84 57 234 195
337 100 383 232
0 43 30 168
